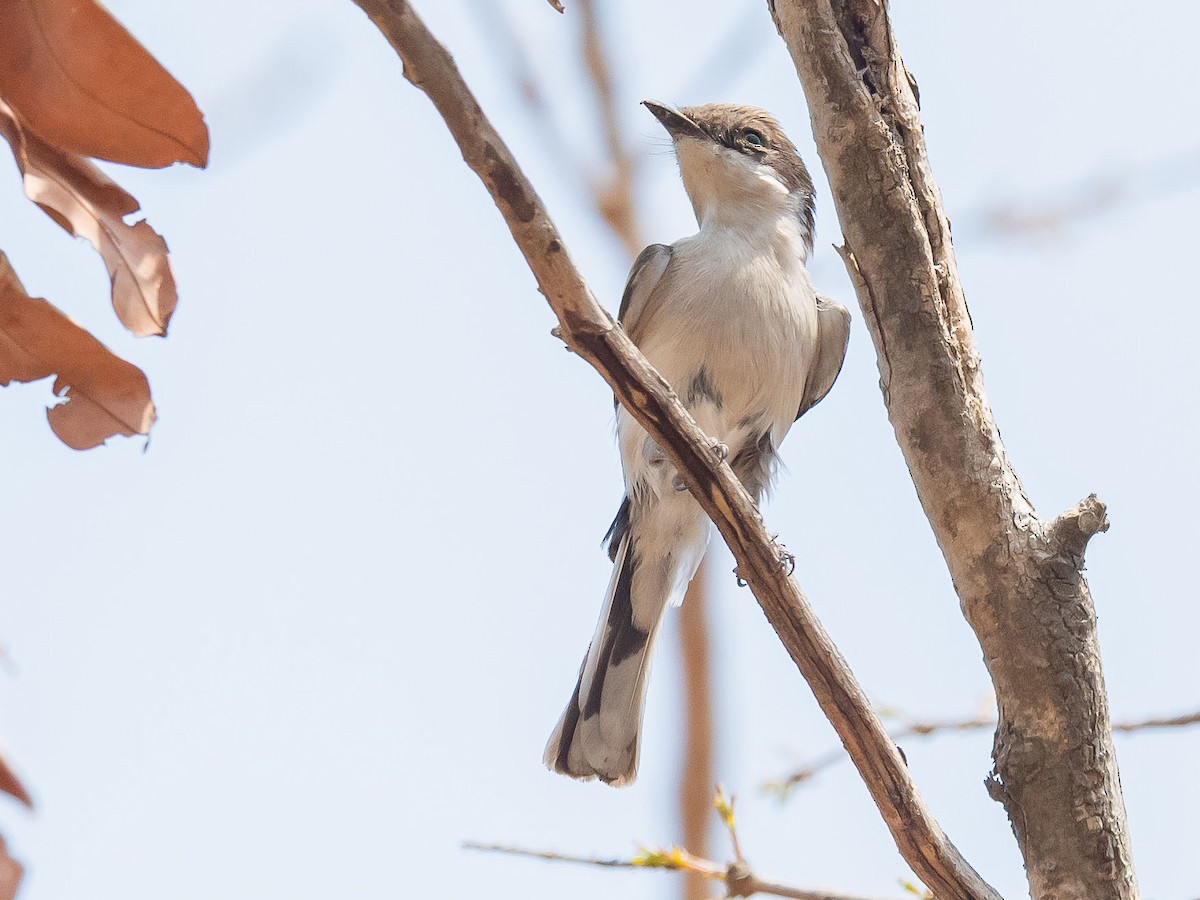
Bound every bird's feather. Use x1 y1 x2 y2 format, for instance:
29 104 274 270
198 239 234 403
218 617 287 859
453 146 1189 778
796 295 851 419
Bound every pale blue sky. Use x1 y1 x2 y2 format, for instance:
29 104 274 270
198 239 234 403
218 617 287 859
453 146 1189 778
2 1 1197 898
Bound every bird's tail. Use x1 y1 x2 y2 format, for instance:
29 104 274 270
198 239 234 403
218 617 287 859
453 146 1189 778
545 496 708 785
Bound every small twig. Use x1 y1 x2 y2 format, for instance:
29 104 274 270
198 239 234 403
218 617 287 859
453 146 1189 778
962 144 1200 242
1113 709 1200 732
577 0 643 256
463 842 639 869
714 785 745 864
769 706 1200 793
464 840 901 900
464 790 910 900
465 785 911 899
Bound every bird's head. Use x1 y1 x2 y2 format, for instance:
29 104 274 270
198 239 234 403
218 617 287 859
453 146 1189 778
643 100 814 250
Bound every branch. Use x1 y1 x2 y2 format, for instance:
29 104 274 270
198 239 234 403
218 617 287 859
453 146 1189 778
465 834 904 900
467 841 887 899
577 0 643 257
772 2 1137 898
679 566 716 900
771 705 1200 793
349 2 997 897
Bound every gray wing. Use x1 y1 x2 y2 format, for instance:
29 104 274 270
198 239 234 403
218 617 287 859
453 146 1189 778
618 243 672 342
796 295 851 419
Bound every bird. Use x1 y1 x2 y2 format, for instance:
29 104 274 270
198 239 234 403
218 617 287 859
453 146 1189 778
544 101 850 786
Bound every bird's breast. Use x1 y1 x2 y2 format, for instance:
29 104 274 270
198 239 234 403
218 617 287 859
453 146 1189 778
638 233 818 437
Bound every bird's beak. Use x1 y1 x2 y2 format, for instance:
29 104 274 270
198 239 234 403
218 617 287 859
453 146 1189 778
642 100 705 140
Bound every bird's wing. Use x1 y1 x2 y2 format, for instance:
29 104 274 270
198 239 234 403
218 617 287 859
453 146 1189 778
618 243 673 342
796 294 851 420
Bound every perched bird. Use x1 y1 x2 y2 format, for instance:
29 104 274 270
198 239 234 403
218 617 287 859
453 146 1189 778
545 101 850 785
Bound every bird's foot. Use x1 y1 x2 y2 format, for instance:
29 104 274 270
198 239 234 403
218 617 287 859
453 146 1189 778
771 534 796 575
672 474 688 492
733 566 748 588
709 440 729 461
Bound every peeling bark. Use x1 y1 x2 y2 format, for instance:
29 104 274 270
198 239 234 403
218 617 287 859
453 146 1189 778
771 2 1137 898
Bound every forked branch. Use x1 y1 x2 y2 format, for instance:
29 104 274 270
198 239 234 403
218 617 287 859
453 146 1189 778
772 1 1137 897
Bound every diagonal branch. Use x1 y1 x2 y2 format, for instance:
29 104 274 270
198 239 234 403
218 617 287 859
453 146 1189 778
350 2 998 897
771 2 1137 898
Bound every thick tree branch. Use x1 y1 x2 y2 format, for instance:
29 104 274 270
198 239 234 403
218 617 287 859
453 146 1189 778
772 2 1137 898
350 2 997 897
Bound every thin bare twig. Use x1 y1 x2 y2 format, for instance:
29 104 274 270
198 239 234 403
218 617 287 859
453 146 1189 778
463 842 640 869
713 785 745 864
770 706 1200 794
350 2 998 897
963 145 1200 242
577 0 643 256
463 839 904 900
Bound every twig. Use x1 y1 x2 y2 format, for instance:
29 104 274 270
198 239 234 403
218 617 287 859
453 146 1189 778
349 2 997 897
714 786 745 864
771 706 1200 793
464 840 903 900
463 842 639 869
1113 709 1200 732
963 145 1200 241
577 0 643 256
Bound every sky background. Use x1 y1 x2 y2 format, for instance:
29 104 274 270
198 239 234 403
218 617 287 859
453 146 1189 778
2 0 1198 898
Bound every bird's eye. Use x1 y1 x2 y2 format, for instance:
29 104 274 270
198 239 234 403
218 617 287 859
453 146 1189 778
743 130 765 148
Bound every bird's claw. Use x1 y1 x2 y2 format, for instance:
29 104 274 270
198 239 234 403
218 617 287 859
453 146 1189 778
710 441 729 461
733 566 748 588
771 535 796 575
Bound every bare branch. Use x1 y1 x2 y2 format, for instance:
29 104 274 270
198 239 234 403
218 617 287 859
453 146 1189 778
464 840 904 900
577 0 643 256
463 842 640 870
349 2 997 897
713 785 745 864
772 705 1200 793
679 569 716 900
962 144 1200 241
772 1 1137 897
1113 709 1200 731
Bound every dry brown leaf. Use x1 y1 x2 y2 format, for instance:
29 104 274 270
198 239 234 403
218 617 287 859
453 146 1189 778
0 0 208 168
0 836 21 900
0 753 30 810
0 101 177 336
0 252 155 449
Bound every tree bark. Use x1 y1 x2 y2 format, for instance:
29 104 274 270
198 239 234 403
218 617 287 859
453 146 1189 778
771 2 1138 898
